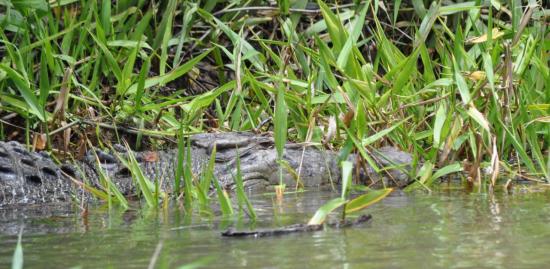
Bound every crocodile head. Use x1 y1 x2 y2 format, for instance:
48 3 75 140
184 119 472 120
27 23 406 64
0 141 73 206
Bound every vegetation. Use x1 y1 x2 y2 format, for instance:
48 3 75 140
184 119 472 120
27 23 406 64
11 228 23 269
0 3 549 267
0 0 548 204
309 160 393 225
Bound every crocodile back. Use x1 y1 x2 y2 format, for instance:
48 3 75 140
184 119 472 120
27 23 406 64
0 133 415 207
0 141 73 206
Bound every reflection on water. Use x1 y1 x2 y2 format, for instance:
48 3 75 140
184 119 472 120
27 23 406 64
1 188 550 268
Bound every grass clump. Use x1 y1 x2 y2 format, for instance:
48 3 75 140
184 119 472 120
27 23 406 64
0 0 547 197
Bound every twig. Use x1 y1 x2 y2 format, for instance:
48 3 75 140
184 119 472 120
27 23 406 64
213 2 365 16
147 241 164 269
399 93 450 109
48 120 80 136
79 119 176 141
0 118 36 134
222 214 372 237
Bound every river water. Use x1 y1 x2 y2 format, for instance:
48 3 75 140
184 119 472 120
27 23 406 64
1 186 550 268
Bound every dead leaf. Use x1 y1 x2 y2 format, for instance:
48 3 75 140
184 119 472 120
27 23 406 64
342 110 355 127
490 136 500 186
7 131 19 140
324 115 337 143
464 71 486 81
466 28 505 44
33 133 47 150
143 152 159 162
62 121 71 152
53 67 73 121
275 184 285 201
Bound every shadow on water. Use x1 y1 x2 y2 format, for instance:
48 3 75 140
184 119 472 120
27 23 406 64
2 188 550 268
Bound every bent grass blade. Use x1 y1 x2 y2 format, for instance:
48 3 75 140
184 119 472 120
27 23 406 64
345 188 393 214
308 197 347 225
183 138 195 209
234 151 256 219
125 48 212 94
309 160 393 225
11 228 23 269
208 143 234 216
70 148 129 209
120 141 159 207
274 80 288 197
341 161 353 200
96 164 129 210
212 176 234 216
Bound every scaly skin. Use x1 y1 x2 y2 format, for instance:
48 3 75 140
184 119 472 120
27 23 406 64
0 132 413 207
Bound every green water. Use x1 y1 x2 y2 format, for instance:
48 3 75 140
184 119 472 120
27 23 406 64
1 188 550 268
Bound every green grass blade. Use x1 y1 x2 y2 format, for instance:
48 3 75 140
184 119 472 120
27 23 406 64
361 117 409 146
317 0 347 53
11 228 23 269
482 52 495 90
200 143 216 192
452 57 471 105
414 161 434 188
88 30 122 83
466 105 490 133
38 50 50 109
274 83 288 187
95 164 129 209
433 102 447 148
197 8 264 71
430 162 463 183
133 56 151 114
308 197 346 225
181 80 236 113
100 0 111 36
345 188 393 214
125 48 212 94
0 64 45 121
212 176 233 216
411 0 427 17
390 48 420 95
414 2 439 48
499 119 537 172
183 138 195 208
174 130 185 198
279 0 289 15
336 2 369 69
233 152 256 219
158 0 176 77
341 161 353 200
120 142 157 207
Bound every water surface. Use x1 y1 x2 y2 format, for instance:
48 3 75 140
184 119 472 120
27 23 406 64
1 187 549 268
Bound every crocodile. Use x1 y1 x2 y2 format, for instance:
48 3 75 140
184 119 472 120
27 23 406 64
0 132 413 207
